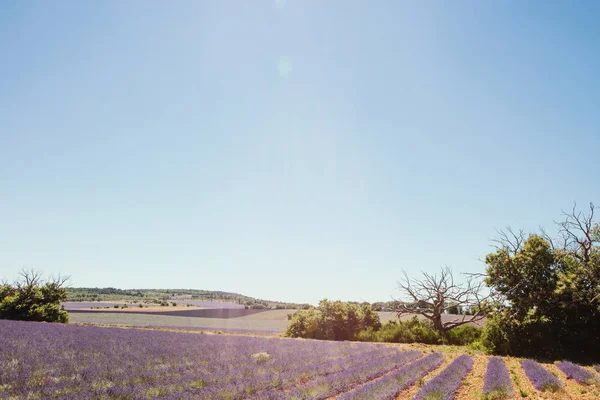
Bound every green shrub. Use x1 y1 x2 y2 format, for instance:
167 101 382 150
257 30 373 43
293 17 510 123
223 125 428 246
355 327 378 342
0 270 69 323
356 316 482 346
446 324 482 346
284 299 381 341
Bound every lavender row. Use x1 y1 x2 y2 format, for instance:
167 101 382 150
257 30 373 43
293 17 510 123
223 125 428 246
413 354 473 400
556 360 599 385
520 359 562 392
337 352 445 400
482 357 513 397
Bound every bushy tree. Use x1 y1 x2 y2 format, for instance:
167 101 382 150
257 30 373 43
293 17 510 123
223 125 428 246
0 270 69 323
285 299 381 341
483 203 600 362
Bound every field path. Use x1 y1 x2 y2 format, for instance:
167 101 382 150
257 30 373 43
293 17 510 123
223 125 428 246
395 352 455 399
453 354 488 399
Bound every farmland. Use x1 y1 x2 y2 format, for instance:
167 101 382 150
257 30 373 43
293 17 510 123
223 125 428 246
2 320 599 399
65 304 482 334
67 310 289 334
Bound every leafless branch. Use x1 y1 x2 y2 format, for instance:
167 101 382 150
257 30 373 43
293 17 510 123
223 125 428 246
15 269 43 289
556 202 596 263
490 227 526 255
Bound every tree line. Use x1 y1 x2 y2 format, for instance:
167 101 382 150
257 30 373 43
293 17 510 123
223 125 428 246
286 202 599 362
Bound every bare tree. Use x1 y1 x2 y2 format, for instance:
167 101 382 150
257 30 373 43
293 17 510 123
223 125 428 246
556 202 596 263
393 266 488 332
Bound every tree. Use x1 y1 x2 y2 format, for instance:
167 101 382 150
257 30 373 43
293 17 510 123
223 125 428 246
483 203 599 361
393 266 488 332
285 299 381 341
0 269 70 323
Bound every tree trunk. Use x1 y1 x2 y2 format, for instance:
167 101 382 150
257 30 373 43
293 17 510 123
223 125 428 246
432 313 443 331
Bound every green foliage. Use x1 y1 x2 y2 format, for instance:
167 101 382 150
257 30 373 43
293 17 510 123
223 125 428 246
355 316 481 345
446 324 482 346
480 315 511 355
484 206 600 362
370 300 402 312
485 235 557 320
284 299 381 341
0 271 69 323
285 308 318 338
446 303 461 315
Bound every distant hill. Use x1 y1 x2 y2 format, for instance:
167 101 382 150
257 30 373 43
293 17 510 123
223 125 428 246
66 287 311 310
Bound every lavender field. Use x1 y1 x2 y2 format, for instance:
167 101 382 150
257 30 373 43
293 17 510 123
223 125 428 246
2 320 600 399
0 320 429 399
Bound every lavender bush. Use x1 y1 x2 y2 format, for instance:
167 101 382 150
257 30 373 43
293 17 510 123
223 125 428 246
556 360 599 385
337 352 444 400
595 365 600 373
482 357 512 399
520 359 562 392
412 354 473 400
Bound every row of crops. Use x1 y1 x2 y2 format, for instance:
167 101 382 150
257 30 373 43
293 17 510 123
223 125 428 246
0 320 599 399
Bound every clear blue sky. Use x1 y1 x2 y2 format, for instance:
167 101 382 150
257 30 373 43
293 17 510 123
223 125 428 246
1 1 599 305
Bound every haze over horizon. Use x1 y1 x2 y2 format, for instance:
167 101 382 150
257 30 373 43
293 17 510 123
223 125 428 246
2 1 599 305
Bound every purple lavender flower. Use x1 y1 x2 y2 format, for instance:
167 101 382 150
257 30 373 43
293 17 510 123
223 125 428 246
482 357 513 399
556 360 599 385
285 349 422 399
412 354 473 400
520 359 562 392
